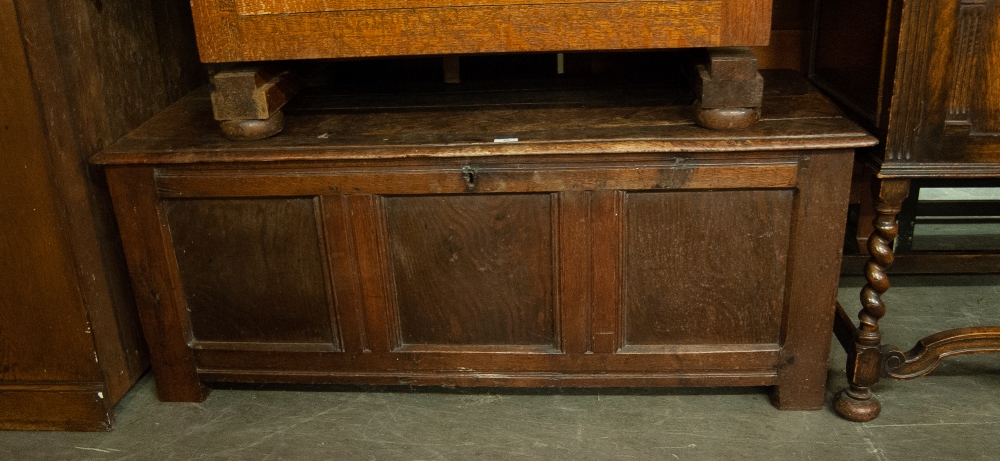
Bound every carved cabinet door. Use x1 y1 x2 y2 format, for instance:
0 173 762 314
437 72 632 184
882 0 1000 172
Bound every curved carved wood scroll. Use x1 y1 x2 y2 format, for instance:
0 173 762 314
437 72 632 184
885 327 1000 379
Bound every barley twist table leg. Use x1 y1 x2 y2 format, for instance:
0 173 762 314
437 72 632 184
834 178 910 422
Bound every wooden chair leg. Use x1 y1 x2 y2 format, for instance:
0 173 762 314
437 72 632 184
693 47 763 130
833 178 910 422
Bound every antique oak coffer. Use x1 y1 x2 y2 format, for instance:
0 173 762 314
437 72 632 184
94 72 875 409
189 0 774 136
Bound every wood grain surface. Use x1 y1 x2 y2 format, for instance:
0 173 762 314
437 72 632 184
191 0 772 62
813 0 1000 418
624 190 792 346
1 0 105 389
812 0 1000 171
95 71 873 165
973 1 999 134
2 0 202 430
238 0 686 14
165 198 338 347
105 167 209 403
97 71 871 409
386 195 556 346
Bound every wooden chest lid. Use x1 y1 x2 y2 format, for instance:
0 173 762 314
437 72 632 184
94 70 875 165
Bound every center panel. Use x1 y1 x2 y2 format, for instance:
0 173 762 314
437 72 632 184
383 194 557 347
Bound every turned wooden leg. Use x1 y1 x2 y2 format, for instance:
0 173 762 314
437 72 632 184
211 67 299 140
693 47 764 130
833 178 910 422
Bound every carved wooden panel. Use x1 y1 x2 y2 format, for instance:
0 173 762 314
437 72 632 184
884 0 959 162
384 194 556 347
947 1 985 123
623 190 793 346
946 0 1000 136
812 0 1000 173
970 0 999 134
164 198 339 348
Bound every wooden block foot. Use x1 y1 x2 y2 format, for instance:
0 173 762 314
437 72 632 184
693 47 763 130
211 66 298 141
768 390 825 411
695 103 760 130
221 111 285 140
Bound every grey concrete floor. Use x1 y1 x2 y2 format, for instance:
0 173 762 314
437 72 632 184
2 275 999 460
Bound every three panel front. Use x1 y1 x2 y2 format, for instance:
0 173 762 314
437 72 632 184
158 170 796 378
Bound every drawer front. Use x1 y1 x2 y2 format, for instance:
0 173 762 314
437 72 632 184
190 0 772 62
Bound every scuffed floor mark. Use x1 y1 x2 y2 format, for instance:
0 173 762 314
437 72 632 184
855 425 888 461
74 447 121 453
205 401 351 459
653 443 697 449
865 421 998 428
456 394 503 408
